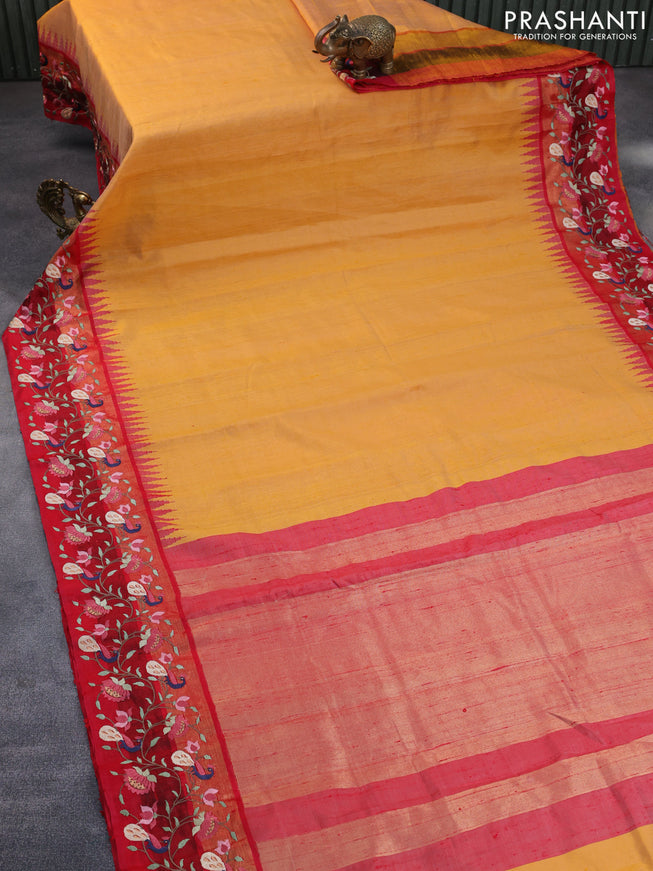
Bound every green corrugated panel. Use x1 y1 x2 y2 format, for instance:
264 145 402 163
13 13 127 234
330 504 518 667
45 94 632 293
0 0 32 78
0 3 15 79
446 1 469 18
0 0 60 79
487 0 509 32
429 0 652 65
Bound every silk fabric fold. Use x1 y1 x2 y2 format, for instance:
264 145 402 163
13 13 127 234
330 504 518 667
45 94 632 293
5 1 653 869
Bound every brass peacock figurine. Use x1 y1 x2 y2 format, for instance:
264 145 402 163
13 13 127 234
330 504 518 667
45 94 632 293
36 178 94 239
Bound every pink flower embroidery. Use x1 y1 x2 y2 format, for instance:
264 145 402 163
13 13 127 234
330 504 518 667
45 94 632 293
83 598 110 618
123 766 155 796
34 399 57 416
138 804 157 826
166 713 188 739
64 523 92 545
202 788 219 807
197 812 220 841
114 709 132 729
48 457 73 478
101 677 131 703
142 628 165 655
216 839 231 855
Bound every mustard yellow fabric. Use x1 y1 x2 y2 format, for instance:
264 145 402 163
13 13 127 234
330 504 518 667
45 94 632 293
512 827 653 871
39 0 653 545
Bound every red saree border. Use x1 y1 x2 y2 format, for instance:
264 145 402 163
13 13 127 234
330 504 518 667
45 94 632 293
39 37 120 193
536 61 653 383
2 239 261 871
70 223 184 548
331 29 596 92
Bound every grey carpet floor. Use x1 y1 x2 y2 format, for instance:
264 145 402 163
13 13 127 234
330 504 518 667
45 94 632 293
1 72 653 870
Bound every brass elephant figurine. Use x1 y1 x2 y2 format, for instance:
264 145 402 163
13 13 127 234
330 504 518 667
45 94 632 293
313 14 396 79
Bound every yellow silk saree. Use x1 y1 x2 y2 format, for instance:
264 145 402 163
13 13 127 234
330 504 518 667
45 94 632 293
5 1 653 869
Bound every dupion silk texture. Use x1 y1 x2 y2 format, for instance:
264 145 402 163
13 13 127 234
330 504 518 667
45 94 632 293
6 0 653 869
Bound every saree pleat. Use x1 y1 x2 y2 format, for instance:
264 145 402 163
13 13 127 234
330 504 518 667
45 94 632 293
4 0 653 869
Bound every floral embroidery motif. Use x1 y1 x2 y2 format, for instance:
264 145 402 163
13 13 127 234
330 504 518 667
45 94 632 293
40 44 119 192
4 240 256 871
542 63 653 372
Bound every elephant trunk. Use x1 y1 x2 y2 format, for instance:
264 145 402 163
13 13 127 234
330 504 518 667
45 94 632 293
313 17 339 56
